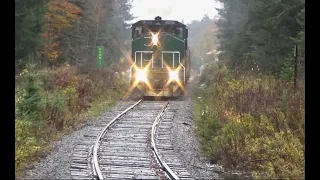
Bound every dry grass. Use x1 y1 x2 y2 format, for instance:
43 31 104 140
194 64 305 179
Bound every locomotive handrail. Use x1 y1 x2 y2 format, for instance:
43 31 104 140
135 51 153 68
130 51 153 82
179 63 186 83
162 51 180 69
161 51 185 83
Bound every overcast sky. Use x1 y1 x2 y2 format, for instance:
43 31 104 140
129 0 223 24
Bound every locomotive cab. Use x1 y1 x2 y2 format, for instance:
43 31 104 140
129 16 191 97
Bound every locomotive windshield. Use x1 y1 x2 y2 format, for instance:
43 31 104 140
133 25 184 38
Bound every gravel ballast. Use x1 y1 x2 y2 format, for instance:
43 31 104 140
19 100 138 179
170 99 222 179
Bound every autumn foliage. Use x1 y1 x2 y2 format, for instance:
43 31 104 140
15 63 128 175
41 0 81 63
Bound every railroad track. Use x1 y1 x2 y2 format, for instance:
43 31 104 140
71 100 193 179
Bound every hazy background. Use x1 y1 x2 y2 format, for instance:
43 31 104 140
129 0 223 24
129 0 223 70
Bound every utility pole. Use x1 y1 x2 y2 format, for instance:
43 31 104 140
294 44 298 91
94 0 104 57
94 0 101 48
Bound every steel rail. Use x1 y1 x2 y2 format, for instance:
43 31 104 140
92 99 142 179
151 102 180 180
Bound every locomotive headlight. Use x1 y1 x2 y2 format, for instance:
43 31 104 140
151 33 158 46
169 71 179 81
136 69 147 82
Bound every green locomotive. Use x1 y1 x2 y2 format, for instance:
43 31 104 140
129 16 191 97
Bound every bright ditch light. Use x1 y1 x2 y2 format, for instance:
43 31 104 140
136 69 147 82
169 71 179 81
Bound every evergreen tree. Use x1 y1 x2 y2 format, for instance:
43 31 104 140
216 0 305 74
15 0 48 71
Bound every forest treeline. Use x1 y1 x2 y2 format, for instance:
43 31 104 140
15 0 133 72
194 0 305 179
188 0 305 82
216 0 305 79
15 0 133 176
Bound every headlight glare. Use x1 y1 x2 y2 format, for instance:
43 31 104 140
136 69 147 82
151 33 158 46
169 71 179 81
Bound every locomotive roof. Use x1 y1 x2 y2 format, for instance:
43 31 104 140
131 20 186 28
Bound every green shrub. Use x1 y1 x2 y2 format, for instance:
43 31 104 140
280 57 294 81
40 90 67 132
15 119 40 174
16 71 42 121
